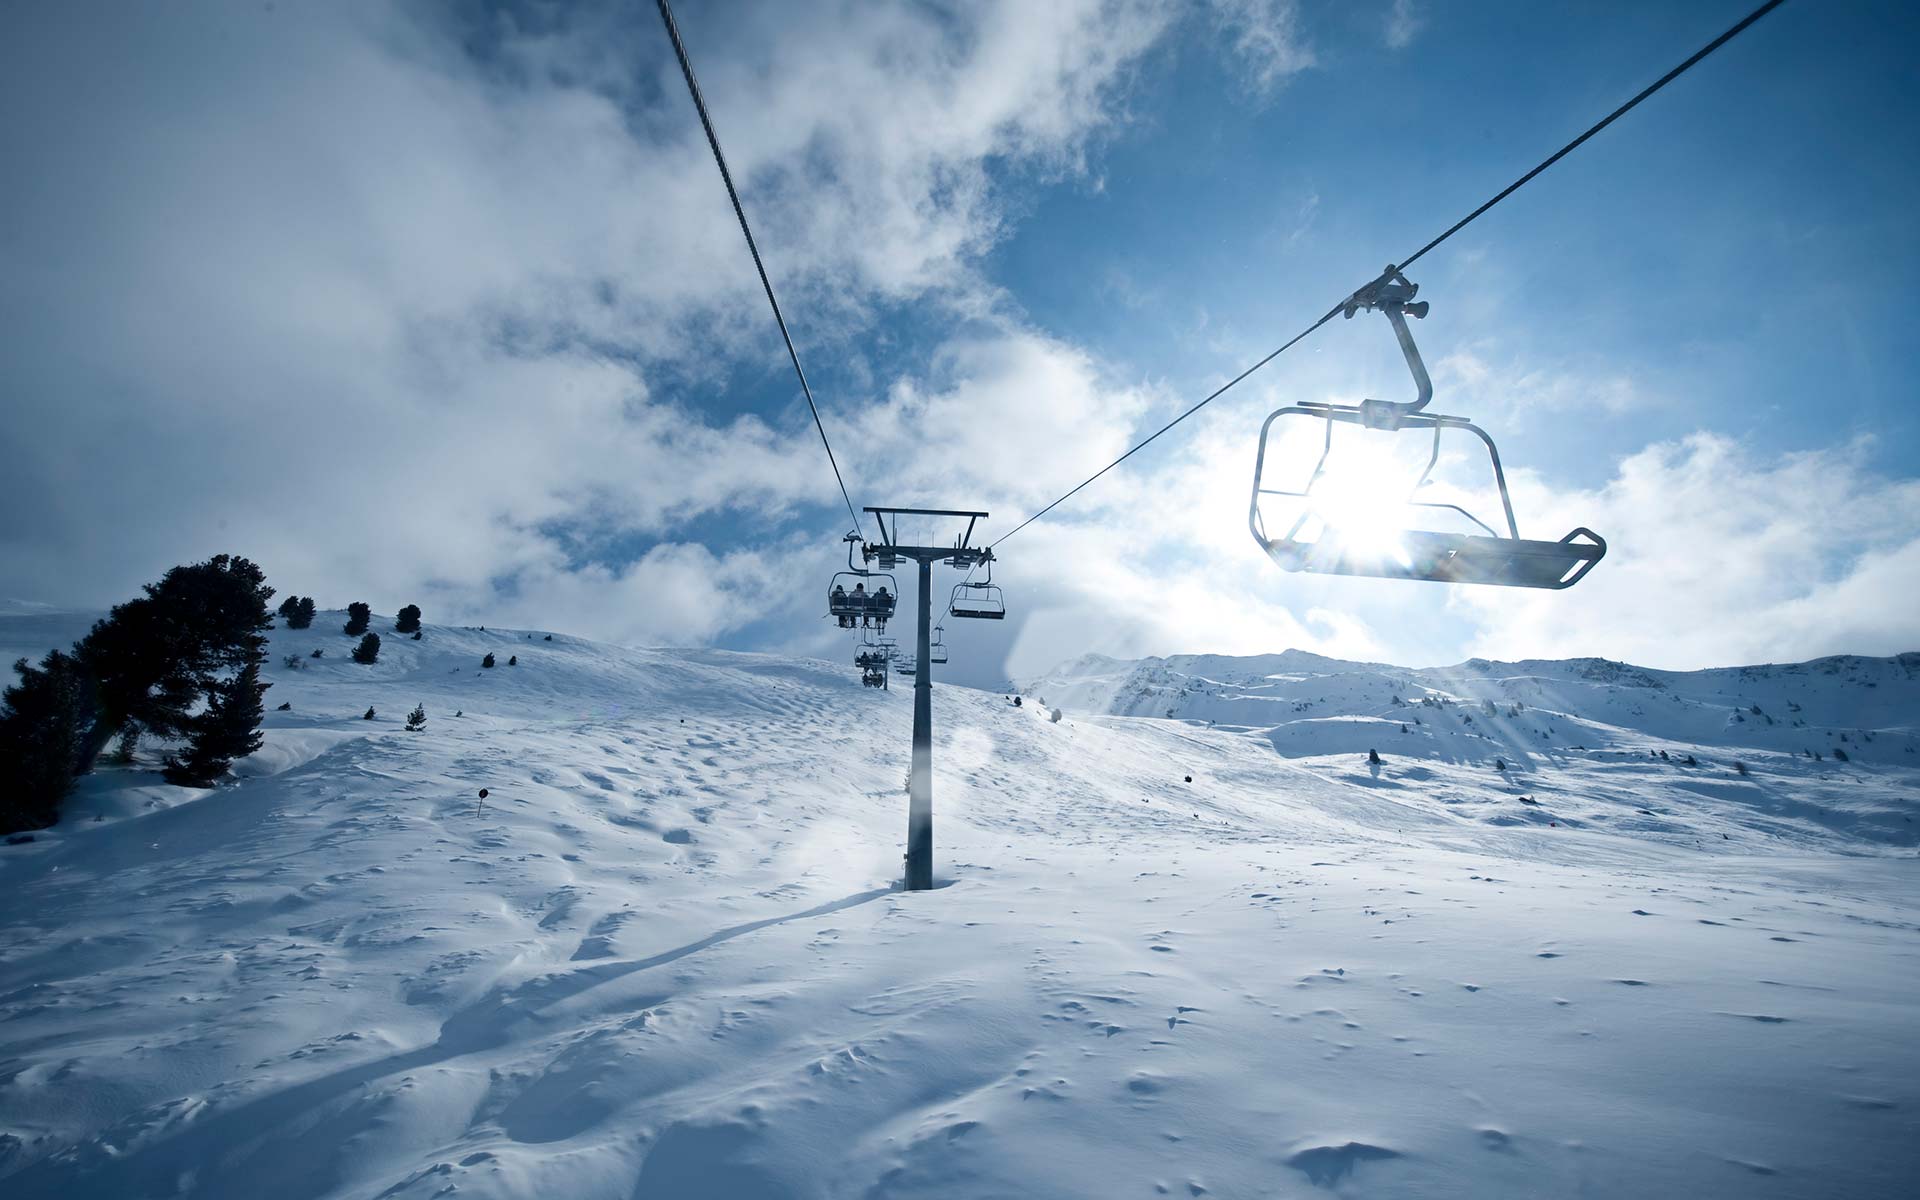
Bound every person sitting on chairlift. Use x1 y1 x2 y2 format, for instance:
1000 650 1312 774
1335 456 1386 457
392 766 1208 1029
873 585 891 612
831 584 851 627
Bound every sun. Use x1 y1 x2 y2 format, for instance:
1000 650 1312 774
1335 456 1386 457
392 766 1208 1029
1306 441 1416 568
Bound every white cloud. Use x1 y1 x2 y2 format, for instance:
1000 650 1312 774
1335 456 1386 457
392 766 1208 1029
1205 0 1317 97
1452 434 1920 668
0 0 1174 645
1385 0 1426 51
1433 347 1644 423
849 327 1158 511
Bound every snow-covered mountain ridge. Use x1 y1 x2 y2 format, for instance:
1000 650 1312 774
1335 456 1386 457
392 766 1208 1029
1025 647 1920 735
2 610 1917 1198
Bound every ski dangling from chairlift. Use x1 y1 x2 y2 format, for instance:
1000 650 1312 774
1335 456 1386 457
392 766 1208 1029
949 554 1006 619
828 531 898 630
1248 266 1606 589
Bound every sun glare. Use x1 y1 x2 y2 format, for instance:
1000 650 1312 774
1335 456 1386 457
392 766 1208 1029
1306 443 1416 567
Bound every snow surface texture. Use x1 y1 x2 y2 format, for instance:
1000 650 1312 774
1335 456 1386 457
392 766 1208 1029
1 613 1916 1198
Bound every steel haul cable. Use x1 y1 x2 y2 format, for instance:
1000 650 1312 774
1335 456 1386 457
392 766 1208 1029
656 0 868 542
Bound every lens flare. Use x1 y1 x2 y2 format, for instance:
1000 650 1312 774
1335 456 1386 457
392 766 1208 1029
1307 445 1414 568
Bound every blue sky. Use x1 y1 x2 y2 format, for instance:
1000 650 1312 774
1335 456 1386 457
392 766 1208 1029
3 0 1917 688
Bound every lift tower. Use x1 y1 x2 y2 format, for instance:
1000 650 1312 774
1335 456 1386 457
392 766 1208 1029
862 507 991 891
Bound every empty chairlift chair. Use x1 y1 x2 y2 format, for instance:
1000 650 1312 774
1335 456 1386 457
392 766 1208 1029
929 625 949 665
1247 267 1606 589
949 559 1006 620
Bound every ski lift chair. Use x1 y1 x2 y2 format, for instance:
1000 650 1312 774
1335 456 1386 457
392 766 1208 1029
1248 267 1606 589
862 666 888 689
828 533 898 628
949 559 1006 619
895 655 917 677
929 626 949 665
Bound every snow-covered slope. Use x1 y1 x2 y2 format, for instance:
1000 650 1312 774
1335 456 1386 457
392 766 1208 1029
1025 648 1920 850
2 613 1917 1198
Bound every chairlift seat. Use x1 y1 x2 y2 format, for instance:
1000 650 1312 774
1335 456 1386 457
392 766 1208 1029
828 569 897 622
949 582 1005 620
1263 527 1606 590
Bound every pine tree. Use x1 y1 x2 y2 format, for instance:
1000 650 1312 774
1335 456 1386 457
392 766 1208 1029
163 662 268 787
344 602 371 637
364 707 376 720
405 703 426 731
72 554 274 774
290 597 316 630
0 651 90 833
278 595 301 621
508 655 517 666
482 653 495 669
1367 748 1382 765
395 604 422 635
352 633 381 664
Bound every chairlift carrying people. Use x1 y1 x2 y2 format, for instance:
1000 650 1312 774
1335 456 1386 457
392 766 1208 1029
1248 268 1605 589
827 532 898 630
